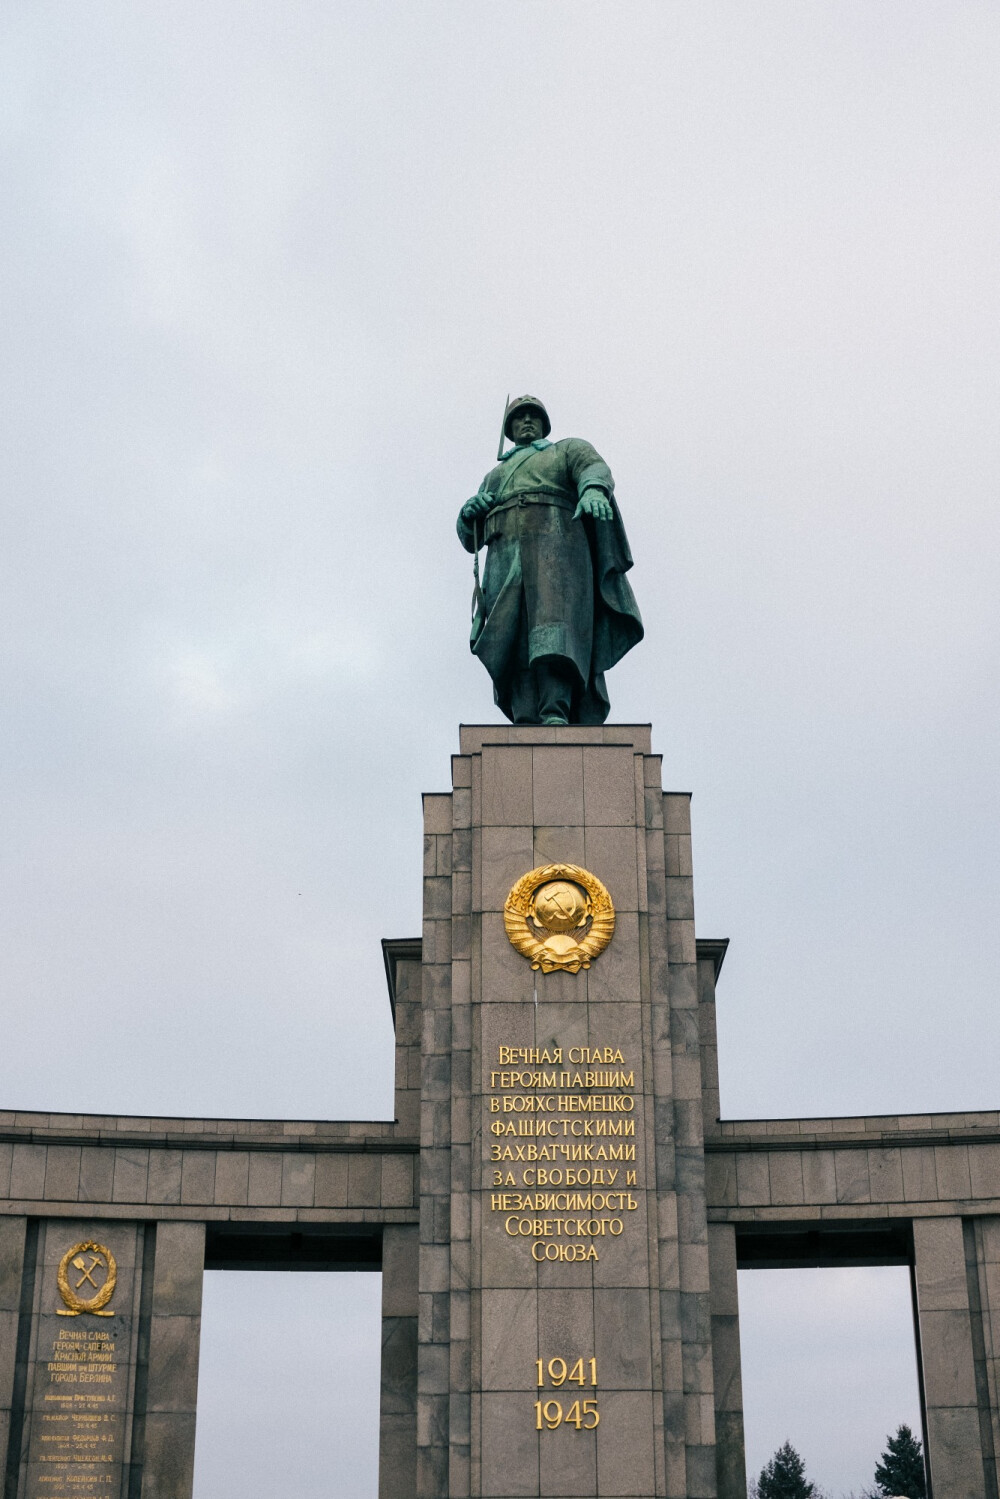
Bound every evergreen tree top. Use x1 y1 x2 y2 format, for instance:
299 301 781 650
756 1440 815 1499
873 1423 926 1499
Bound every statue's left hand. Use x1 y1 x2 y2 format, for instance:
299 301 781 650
574 488 614 522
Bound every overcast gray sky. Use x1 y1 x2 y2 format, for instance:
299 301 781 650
3 2 998 1491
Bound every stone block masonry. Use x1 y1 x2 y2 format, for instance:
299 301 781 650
412 726 713 1499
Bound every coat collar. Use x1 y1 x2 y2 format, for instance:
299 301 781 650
499 438 552 462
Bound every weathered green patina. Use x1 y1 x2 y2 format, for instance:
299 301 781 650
457 397 643 725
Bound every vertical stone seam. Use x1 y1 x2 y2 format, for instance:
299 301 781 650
418 793 454 1499
637 754 668 1496
649 799 684 1498
634 754 649 914
125 1222 156 1499
653 796 690 1496
638 908 668 1411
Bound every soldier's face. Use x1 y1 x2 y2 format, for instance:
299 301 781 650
511 408 544 444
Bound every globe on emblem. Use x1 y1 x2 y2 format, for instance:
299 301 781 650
504 862 615 974
532 880 590 934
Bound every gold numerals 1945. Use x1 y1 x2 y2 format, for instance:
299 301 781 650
534 1357 599 1431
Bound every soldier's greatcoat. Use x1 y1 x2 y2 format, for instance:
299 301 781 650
457 437 643 724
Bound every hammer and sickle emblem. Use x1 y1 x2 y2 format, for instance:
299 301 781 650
542 887 572 921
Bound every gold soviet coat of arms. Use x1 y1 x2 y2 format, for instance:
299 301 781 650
504 863 615 974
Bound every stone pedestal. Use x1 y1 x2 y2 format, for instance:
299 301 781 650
408 725 715 1499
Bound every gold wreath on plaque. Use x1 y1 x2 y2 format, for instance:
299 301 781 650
56 1241 117 1317
504 863 615 974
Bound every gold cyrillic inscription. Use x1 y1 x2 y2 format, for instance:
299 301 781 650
485 1041 644 1258
28 1292 126 1498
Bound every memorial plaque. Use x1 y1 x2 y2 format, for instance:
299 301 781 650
16 1222 144 1499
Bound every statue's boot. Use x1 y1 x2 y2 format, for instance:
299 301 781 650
534 660 571 726
509 658 572 725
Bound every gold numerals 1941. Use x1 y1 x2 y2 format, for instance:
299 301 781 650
534 1358 599 1431
536 1357 597 1389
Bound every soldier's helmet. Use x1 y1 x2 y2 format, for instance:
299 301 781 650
504 395 551 441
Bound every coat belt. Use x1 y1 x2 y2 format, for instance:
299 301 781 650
484 490 575 541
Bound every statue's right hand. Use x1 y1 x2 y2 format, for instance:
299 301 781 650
461 490 494 522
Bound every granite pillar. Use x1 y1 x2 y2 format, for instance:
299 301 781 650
414 726 716 1499
708 1224 746 1499
380 1224 419 1499
140 1221 204 1499
913 1216 988 1498
0 1217 28 1495
6 1218 147 1499
0 1218 204 1499
963 1218 1000 1499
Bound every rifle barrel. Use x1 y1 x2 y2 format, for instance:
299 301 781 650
497 393 510 463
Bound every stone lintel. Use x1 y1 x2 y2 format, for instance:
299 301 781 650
0 1123 414 1153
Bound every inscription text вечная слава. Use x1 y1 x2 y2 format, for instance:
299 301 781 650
486 1045 639 1262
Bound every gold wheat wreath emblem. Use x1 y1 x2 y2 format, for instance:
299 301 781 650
504 863 615 974
57 1240 117 1317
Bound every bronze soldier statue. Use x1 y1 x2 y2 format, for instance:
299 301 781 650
457 396 643 725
